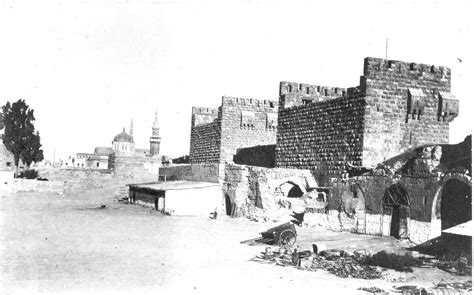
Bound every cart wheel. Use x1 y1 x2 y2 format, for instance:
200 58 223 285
279 230 296 246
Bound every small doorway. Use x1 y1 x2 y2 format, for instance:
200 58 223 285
155 194 165 212
158 197 165 212
129 192 136 204
440 179 471 230
225 194 235 216
382 184 410 239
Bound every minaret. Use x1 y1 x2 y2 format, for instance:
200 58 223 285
150 110 161 157
129 119 134 137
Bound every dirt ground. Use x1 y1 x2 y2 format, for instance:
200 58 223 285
0 180 470 295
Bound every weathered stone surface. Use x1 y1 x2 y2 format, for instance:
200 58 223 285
190 97 278 166
276 57 459 185
223 163 318 218
158 164 221 183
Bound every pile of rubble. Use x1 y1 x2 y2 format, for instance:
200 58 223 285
250 246 383 280
358 281 472 294
251 246 472 293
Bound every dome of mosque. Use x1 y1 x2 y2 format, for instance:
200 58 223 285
113 128 134 143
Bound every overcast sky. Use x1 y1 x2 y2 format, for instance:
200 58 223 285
0 0 472 161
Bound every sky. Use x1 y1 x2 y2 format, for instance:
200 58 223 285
0 0 472 161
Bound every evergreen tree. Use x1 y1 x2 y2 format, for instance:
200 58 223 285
1 100 44 174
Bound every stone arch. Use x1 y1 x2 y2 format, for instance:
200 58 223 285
440 179 471 230
382 183 410 206
430 174 471 238
343 182 367 234
274 181 306 198
430 185 443 238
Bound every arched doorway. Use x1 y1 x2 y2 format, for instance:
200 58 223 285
440 179 471 230
288 185 304 198
381 184 410 238
275 182 305 198
224 194 235 216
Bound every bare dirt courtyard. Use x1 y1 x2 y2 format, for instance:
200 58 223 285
0 181 470 295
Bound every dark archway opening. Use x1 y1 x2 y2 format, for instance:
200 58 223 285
154 198 158 211
287 185 304 198
441 179 471 230
225 194 235 216
383 184 410 239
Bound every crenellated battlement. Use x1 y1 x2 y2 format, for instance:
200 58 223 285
192 107 219 116
276 57 458 184
280 81 347 98
279 81 350 109
363 57 451 89
191 106 219 128
221 96 277 109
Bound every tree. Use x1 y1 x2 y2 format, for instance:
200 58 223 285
2 100 44 174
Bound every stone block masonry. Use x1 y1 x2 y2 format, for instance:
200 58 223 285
276 57 459 185
276 94 366 184
361 58 456 167
220 97 277 163
222 163 318 218
108 154 158 178
189 107 221 164
158 164 221 183
190 96 278 165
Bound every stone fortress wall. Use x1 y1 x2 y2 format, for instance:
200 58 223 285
189 107 221 164
189 96 278 165
276 57 459 185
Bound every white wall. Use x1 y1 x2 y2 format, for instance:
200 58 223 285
164 186 223 216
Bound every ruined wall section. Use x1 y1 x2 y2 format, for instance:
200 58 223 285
189 107 221 164
219 96 278 163
361 57 458 167
108 154 154 177
276 94 366 184
328 176 440 222
223 163 318 219
158 164 221 183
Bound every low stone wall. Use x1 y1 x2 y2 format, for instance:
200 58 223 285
233 144 276 168
365 213 382 236
304 210 433 244
303 210 355 232
159 164 221 183
223 164 318 217
408 219 431 244
41 168 112 181
11 179 65 194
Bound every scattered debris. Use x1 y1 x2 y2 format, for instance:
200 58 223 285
430 280 472 294
390 285 421 294
389 281 473 295
357 286 386 294
250 246 383 280
363 251 418 272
